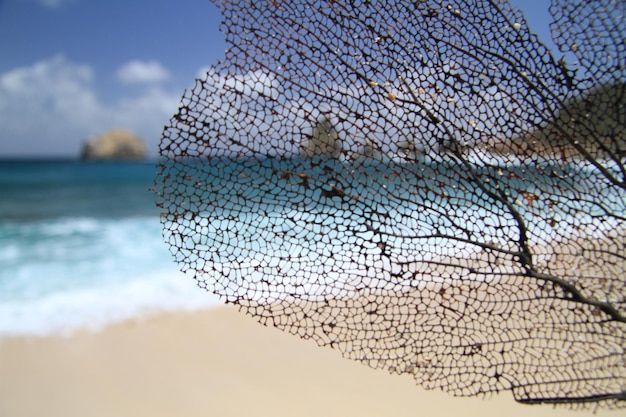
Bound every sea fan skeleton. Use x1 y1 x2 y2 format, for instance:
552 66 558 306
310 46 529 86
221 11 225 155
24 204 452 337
155 0 625 408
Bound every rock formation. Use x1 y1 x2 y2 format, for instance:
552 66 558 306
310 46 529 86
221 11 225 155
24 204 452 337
301 115 341 157
80 129 147 161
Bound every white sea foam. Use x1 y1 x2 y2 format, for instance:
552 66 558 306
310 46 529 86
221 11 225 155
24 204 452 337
0 216 220 336
0 270 220 336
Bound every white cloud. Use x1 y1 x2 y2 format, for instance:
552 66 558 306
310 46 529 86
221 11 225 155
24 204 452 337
0 55 182 157
196 66 212 79
116 60 170 84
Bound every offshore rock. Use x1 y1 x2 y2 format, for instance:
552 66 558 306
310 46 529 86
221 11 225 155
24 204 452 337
80 129 147 161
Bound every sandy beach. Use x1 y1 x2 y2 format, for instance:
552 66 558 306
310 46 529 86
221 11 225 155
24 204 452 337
0 305 620 417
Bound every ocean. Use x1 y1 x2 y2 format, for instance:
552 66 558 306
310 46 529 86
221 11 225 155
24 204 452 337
0 160 219 336
2 157 622 335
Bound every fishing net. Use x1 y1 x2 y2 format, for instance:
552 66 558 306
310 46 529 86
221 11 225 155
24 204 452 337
155 0 625 407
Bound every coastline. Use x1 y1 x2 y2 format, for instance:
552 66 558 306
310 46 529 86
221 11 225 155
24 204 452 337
0 305 619 417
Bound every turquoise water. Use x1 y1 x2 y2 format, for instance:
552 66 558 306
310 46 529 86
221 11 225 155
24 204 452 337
156 155 624 307
0 160 218 335
3 158 622 335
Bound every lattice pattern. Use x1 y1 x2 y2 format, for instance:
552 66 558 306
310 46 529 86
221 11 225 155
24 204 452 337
155 0 625 407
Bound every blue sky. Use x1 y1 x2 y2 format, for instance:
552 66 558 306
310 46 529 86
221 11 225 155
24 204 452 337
0 0 555 158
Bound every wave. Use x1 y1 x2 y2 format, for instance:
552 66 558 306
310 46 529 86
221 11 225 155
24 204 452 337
0 216 220 335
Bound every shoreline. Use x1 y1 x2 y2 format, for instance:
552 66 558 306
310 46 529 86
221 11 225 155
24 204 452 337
0 305 620 417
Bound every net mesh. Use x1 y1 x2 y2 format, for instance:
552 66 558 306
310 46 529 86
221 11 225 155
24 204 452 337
155 0 625 407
